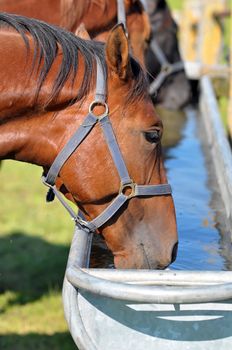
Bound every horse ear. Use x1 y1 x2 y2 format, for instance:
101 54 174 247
75 23 91 40
142 10 151 41
105 23 131 81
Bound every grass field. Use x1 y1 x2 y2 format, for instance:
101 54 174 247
167 0 183 10
0 161 76 350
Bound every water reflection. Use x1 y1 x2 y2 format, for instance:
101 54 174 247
156 106 187 151
162 107 231 270
198 116 232 270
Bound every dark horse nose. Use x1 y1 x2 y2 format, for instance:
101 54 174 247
171 242 178 263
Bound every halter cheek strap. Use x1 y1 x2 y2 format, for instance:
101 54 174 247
117 0 128 36
145 10 184 94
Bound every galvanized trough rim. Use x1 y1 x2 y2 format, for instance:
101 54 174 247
66 266 232 304
79 269 232 284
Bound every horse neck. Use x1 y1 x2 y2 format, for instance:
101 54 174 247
61 0 118 34
0 31 88 167
0 0 61 25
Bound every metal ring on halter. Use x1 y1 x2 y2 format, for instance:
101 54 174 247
89 100 109 119
161 63 172 74
119 181 136 199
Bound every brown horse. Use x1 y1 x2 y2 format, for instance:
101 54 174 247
0 0 151 65
144 0 191 110
0 0 191 110
0 13 177 269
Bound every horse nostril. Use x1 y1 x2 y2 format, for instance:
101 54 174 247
171 242 178 263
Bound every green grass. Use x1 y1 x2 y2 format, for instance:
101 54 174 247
0 161 76 350
167 0 183 11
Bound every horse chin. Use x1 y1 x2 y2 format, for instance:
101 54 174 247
112 238 174 269
113 254 171 270
104 216 178 270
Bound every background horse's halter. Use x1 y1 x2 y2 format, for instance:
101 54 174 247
148 14 184 95
42 58 172 233
117 0 184 95
149 38 184 94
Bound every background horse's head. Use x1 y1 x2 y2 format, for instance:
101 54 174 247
0 14 177 269
79 0 151 65
0 0 151 67
145 0 191 110
123 0 151 65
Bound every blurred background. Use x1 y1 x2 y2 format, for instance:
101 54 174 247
0 0 231 349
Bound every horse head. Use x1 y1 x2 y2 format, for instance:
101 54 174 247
57 24 178 269
145 0 191 110
71 0 151 66
0 14 177 269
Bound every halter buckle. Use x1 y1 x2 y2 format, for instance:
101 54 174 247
89 100 109 120
41 175 51 187
119 180 136 199
74 216 94 233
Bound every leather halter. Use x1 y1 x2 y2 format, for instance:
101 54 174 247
117 0 127 33
149 37 184 94
147 9 184 94
42 59 172 233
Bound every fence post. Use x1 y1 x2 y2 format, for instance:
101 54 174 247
228 3 232 136
198 0 226 65
179 0 200 63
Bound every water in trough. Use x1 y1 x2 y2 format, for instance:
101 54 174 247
90 106 232 270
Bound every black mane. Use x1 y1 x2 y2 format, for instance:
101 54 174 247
0 12 147 106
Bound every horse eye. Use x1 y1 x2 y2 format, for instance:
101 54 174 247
144 130 161 143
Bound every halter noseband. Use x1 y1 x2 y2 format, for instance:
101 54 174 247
42 58 172 233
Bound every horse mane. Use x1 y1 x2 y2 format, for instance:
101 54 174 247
0 12 147 107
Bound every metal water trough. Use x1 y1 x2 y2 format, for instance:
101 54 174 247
62 76 232 350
